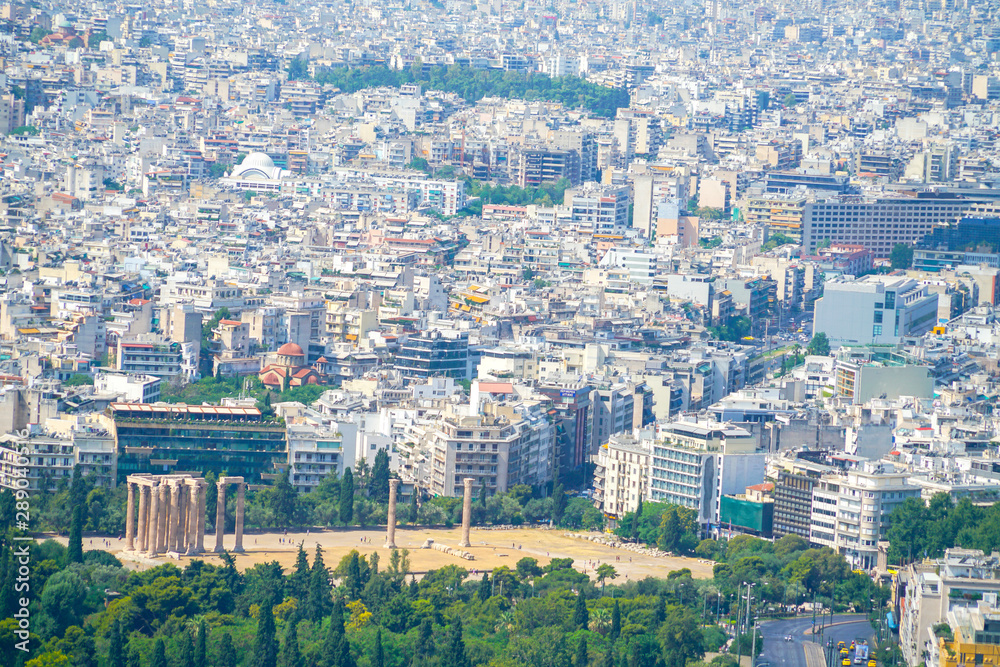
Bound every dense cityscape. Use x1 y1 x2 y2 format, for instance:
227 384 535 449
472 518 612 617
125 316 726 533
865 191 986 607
0 0 999 665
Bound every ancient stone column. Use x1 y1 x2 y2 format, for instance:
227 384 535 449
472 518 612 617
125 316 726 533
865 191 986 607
176 484 187 552
167 482 181 552
136 485 149 552
196 482 207 553
385 478 400 549
157 482 169 554
459 477 473 548
214 482 226 553
125 483 136 551
234 483 245 553
186 484 199 555
147 483 160 556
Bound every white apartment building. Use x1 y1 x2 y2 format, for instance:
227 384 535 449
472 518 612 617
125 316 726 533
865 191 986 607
0 428 74 492
426 406 517 497
593 432 650 520
648 421 763 527
809 463 919 569
899 549 1000 667
94 372 161 403
564 183 630 234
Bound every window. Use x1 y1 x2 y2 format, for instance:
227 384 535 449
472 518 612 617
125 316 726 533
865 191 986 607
873 325 882 336
874 311 883 323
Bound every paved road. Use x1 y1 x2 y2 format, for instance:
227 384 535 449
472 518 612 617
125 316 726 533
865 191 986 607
757 614 875 667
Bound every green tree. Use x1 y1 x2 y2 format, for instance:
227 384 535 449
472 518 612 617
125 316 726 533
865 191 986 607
287 58 308 80
271 469 297 529
180 629 195 667
68 505 83 563
150 639 167 667
195 618 207 667
610 600 621 641
216 632 237 667
289 543 311 601
107 618 124 667
373 629 384 667
370 450 390 504
783 93 798 107
340 469 355 524
574 592 589 629
88 32 111 48
30 27 52 43
596 563 617 595
552 484 566 525
574 636 588 667
807 332 830 356
306 546 332 622
442 618 469 667
252 604 278 667
890 243 914 270
278 615 304 667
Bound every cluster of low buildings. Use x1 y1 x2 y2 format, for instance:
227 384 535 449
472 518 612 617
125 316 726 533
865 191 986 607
0 0 999 663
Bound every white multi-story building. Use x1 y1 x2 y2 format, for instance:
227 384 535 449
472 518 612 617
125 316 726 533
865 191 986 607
648 420 763 527
94 372 161 403
814 276 939 348
899 549 1000 667
593 432 651 520
0 428 74 492
808 463 919 569
424 406 517 497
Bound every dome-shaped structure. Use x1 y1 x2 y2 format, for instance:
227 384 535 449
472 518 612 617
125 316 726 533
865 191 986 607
241 152 275 170
276 342 305 357
230 152 284 181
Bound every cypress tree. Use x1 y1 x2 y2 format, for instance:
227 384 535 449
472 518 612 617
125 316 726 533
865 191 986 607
278 615 304 667
373 629 384 667
321 610 343 667
610 600 621 641
68 504 84 563
149 638 167 667
218 631 237 667
413 618 434 664
339 469 355 524
371 450 390 503
346 552 362 598
478 573 490 601
602 646 615 667
306 546 332 622
195 618 207 667
442 618 468 667
180 629 195 667
108 617 124 667
252 604 279 667
408 490 418 524
552 483 566 525
573 592 589 630
289 543 310 601
336 636 355 667
574 636 588 667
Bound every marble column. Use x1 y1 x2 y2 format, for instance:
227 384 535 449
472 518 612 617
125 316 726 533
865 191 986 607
214 482 226 553
167 482 181 552
234 483 245 553
459 477 473 548
186 484 199 555
147 483 160 556
125 483 136 551
196 482 207 553
136 485 149 553
157 482 169 554
385 479 399 549
180 485 188 554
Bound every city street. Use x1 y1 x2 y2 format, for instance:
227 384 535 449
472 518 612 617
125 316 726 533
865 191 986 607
758 614 875 667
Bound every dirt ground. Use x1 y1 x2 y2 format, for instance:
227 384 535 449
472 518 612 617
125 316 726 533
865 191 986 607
63 527 715 581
